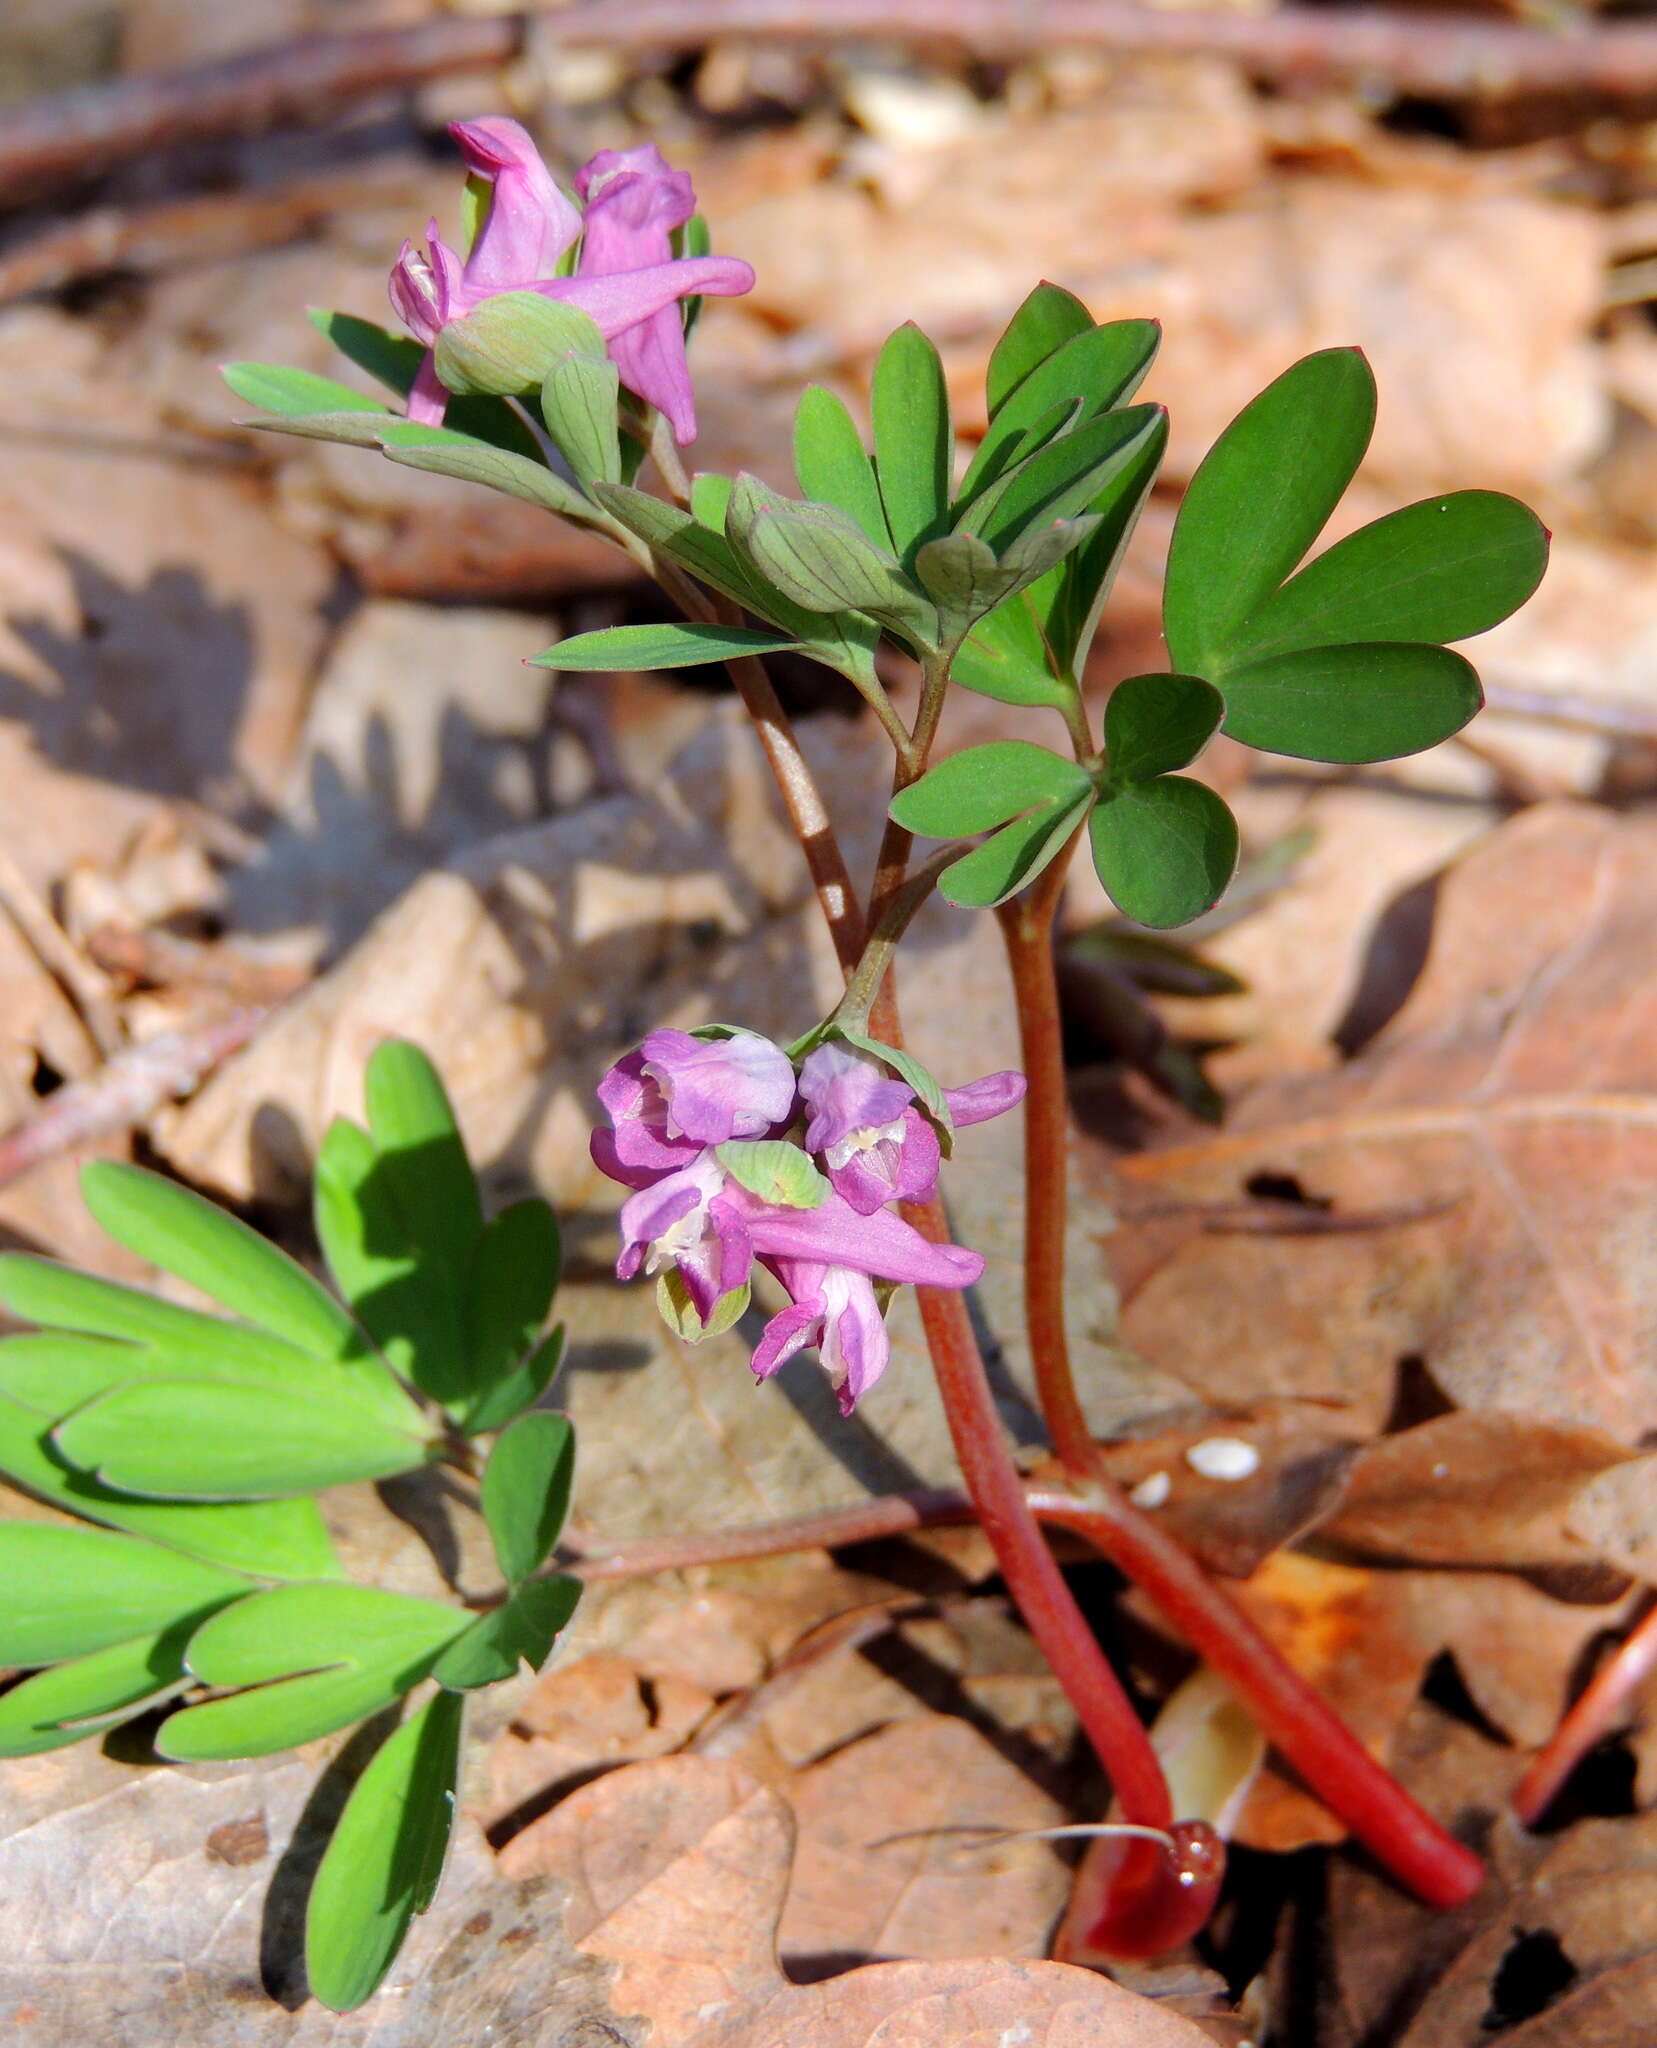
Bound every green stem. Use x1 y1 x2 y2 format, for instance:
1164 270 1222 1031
830 845 965 1032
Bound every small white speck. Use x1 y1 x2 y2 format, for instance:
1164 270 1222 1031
1186 1437 1260 1482
1130 1469 1172 1509
1432 1462 1449 1478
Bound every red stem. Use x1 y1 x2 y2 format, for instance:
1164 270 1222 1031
995 848 1097 1476
905 1216 1173 1831
1513 1595 1657 1828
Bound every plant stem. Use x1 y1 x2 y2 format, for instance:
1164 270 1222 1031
1512 1593 1657 1827
830 845 965 1033
905 1211 1173 1830
995 836 1098 1476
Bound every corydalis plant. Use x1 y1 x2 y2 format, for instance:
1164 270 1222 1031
222 115 1547 1969
0 1042 579 2012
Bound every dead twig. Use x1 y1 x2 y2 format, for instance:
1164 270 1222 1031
5 2 1657 208
0 846 121 1061
1481 680 1657 743
0 1006 271 1190
0 170 420 307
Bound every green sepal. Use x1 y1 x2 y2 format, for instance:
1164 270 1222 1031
656 1271 750 1344
433 292 607 401
715 1140 828 1209
541 346 622 489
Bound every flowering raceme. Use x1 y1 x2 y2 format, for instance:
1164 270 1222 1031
389 119 753 439
592 1027 1025 1413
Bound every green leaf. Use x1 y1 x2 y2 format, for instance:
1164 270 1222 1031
53 1380 435 1500
715 1140 828 1210
80 1162 362 1363
309 309 425 395
871 323 951 567
0 1627 199 1757
222 362 390 417
159 1584 469 1761
676 212 713 338
1089 778 1239 928
656 1271 750 1344
1104 673 1224 784
434 292 607 400
1228 490 1549 664
530 622 802 672
726 475 936 642
481 1411 574 1587
958 318 1160 505
888 740 1092 837
0 1388 338 1580
1042 408 1170 677
463 1200 560 1408
794 386 890 546
0 1254 398 1414
431 1574 580 1690
541 348 621 489
461 1325 564 1439
947 596 1072 709
307 309 553 463
1219 642 1482 762
305 1688 464 2013
371 421 596 524
986 283 1093 415
960 404 1164 555
590 483 884 693
938 791 1094 910
1163 348 1375 676
0 1524 248 1665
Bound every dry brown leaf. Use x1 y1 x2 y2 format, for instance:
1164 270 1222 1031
1323 1412 1643 1574
1105 804 1657 1443
507 1753 1215 2047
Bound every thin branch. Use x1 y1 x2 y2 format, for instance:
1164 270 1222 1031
9 1 1654 207
0 845 121 1060
0 1006 272 1189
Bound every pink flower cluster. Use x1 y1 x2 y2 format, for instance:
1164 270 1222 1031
389 119 754 442
592 1028 1025 1414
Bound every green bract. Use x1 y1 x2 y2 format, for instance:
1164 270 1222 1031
0 1039 579 2010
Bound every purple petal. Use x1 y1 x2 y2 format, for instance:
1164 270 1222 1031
730 1185 983 1289
615 1170 702 1281
799 1042 914 1154
526 257 755 341
827 1108 941 1216
750 1262 827 1381
388 240 441 344
639 1028 796 1145
606 311 699 445
405 353 449 426
678 1197 753 1321
596 1049 702 1175
588 1125 667 1194
576 144 695 268
819 1268 891 1414
945 1071 1028 1127
450 116 582 290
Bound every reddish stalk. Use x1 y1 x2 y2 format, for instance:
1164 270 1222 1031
903 1213 1172 1833
995 844 1097 1476
1513 1596 1657 1827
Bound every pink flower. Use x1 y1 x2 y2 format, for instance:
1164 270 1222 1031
616 1154 752 1323
752 1261 891 1415
638 1028 797 1144
575 145 700 444
797 1042 1027 1215
388 120 753 430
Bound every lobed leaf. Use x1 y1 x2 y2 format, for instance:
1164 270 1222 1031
431 1575 580 1690
221 362 389 417
1163 348 1376 676
794 385 890 546
937 791 1095 910
305 1689 464 2013
889 740 1093 837
463 1200 560 1411
0 1626 198 1757
460 1325 564 1438
0 1523 249 1666
871 323 952 567
1104 673 1225 785
1089 778 1239 928
957 318 1160 506
530 622 802 672
159 1583 469 1760
53 1379 435 1500
1219 641 1483 762
959 404 1163 556
985 282 1094 415
0 1389 338 1579
481 1411 575 1588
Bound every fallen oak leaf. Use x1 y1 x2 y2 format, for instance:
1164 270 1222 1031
501 1754 1216 2046
1105 804 1657 1443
